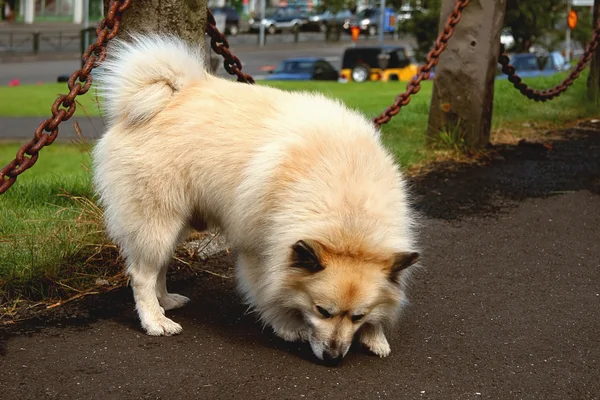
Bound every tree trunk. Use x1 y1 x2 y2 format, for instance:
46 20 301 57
426 0 507 150
102 0 220 74
588 0 600 104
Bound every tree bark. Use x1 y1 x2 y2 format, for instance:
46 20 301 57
426 0 507 150
102 0 220 73
587 0 600 104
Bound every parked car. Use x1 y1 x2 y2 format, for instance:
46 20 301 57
211 6 240 36
265 57 340 81
339 46 418 83
305 9 353 32
344 7 397 37
249 6 310 34
496 51 571 79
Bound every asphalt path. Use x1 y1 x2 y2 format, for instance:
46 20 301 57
1 121 599 399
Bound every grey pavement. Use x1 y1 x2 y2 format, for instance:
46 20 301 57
0 116 105 142
1 122 599 399
0 37 413 85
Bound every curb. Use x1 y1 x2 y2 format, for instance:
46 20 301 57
0 52 80 64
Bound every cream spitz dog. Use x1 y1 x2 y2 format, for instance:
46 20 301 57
93 33 420 364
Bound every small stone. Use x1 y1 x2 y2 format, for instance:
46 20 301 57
184 232 229 261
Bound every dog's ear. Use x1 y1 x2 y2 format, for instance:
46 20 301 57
388 252 420 284
291 240 324 273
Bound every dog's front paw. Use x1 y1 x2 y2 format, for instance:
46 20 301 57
142 314 183 336
360 324 391 358
273 326 310 343
158 293 190 311
364 335 391 358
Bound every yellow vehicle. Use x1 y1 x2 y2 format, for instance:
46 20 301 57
339 45 418 83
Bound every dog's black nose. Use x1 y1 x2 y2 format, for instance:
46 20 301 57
322 352 344 366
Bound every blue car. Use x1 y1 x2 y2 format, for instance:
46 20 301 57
497 51 570 79
265 57 340 81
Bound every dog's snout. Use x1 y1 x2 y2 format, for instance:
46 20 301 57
322 351 344 366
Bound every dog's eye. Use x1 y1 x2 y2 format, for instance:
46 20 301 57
316 306 332 318
351 314 365 323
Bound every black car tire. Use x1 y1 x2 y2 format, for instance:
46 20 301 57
351 64 370 83
268 24 277 35
368 25 377 36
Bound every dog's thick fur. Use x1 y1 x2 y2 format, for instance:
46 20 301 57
93 34 420 362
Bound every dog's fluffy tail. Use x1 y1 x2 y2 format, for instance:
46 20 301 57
97 33 206 128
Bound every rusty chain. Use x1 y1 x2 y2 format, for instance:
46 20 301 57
0 0 132 195
372 0 470 127
498 21 600 102
206 9 255 84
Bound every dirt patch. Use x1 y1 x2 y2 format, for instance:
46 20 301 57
409 121 600 220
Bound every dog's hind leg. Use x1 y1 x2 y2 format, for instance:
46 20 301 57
156 228 191 311
156 265 191 311
125 218 188 336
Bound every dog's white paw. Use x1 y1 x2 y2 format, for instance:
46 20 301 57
364 335 391 358
360 325 391 358
158 293 190 311
142 315 183 336
273 327 310 343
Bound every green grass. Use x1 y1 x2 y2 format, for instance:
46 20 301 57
1 70 598 306
0 142 118 302
491 72 598 129
0 83 102 119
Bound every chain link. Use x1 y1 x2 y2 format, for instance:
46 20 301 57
0 0 132 195
498 21 600 102
372 0 470 128
206 10 255 84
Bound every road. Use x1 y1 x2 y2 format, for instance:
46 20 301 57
0 19 408 58
0 45 342 84
1 121 599 399
0 38 413 85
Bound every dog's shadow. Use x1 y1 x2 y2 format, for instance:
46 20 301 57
120 250 381 365
2 249 380 366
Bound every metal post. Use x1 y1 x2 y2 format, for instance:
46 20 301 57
259 0 266 48
32 32 40 54
24 0 35 24
83 0 89 47
378 0 385 45
565 0 572 63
